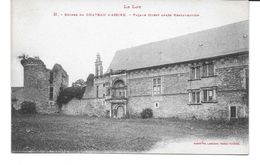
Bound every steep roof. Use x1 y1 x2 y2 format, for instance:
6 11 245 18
107 20 249 71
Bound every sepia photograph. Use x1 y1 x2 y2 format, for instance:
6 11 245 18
11 0 249 154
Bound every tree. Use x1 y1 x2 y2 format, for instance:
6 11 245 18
56 86 85 108
72 79 85 87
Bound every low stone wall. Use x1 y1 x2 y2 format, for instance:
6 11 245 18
61 98 107 117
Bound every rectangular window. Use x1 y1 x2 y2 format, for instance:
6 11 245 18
189 90 200 104
190 67 200 80
230 106 237 118
49 87 53 100
106 88 110 96
202 63 214 77
202 88 216 102
196 91 200 103
202 65 207 77
192 92 196 103
245 68 249 92
153 77 161 95
191 68 195 80
208 89 213 101
208 63 214 76
49 72 54 84
203 89 207 101
195 67 200 79
96 85 99 98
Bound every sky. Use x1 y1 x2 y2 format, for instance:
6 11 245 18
11 0 248 87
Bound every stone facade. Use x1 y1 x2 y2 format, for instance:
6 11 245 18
62 52 248 120
126 53 248 120
61 21 249 120
12 56 69 113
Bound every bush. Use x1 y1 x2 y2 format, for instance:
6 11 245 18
20 101 36 114
56 86 86 108
140 108 153 119
11 104 17 116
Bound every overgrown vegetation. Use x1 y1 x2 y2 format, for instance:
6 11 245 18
11 104 17 116
56 73 94 108
56 86 86 108
72 79 85 87
140 108 153 119
19 101 37 114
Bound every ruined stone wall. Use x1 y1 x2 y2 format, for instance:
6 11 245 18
93 76 109 98
12 88 49 113
13 57 69 113
61 76 110 116
21 60 51 112
51 64 69 103
61 98 109 117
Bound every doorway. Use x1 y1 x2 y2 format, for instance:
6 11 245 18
112 104 125 118
117 106 124 118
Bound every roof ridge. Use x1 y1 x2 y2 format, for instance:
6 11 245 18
117 20 249 53
108 20 249 71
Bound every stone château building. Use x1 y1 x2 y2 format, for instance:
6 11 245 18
62 20 249 120
12 56 69 113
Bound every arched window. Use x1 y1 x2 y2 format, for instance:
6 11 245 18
112 79 126 98
113 79 125 88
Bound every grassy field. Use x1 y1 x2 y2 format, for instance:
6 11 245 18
11 114 248 153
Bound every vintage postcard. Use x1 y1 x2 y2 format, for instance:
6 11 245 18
11 0 249 154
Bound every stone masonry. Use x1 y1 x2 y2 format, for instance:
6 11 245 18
61 20 249 120
62 52 248 120
12 56 69 113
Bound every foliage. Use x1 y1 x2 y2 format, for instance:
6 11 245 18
140 108 153 119
57 73 94 108
56 86 86 107
19 101 37 114
12 104 17 116
72 79 86 87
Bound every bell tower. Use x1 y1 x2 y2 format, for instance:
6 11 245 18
95 53 103 77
